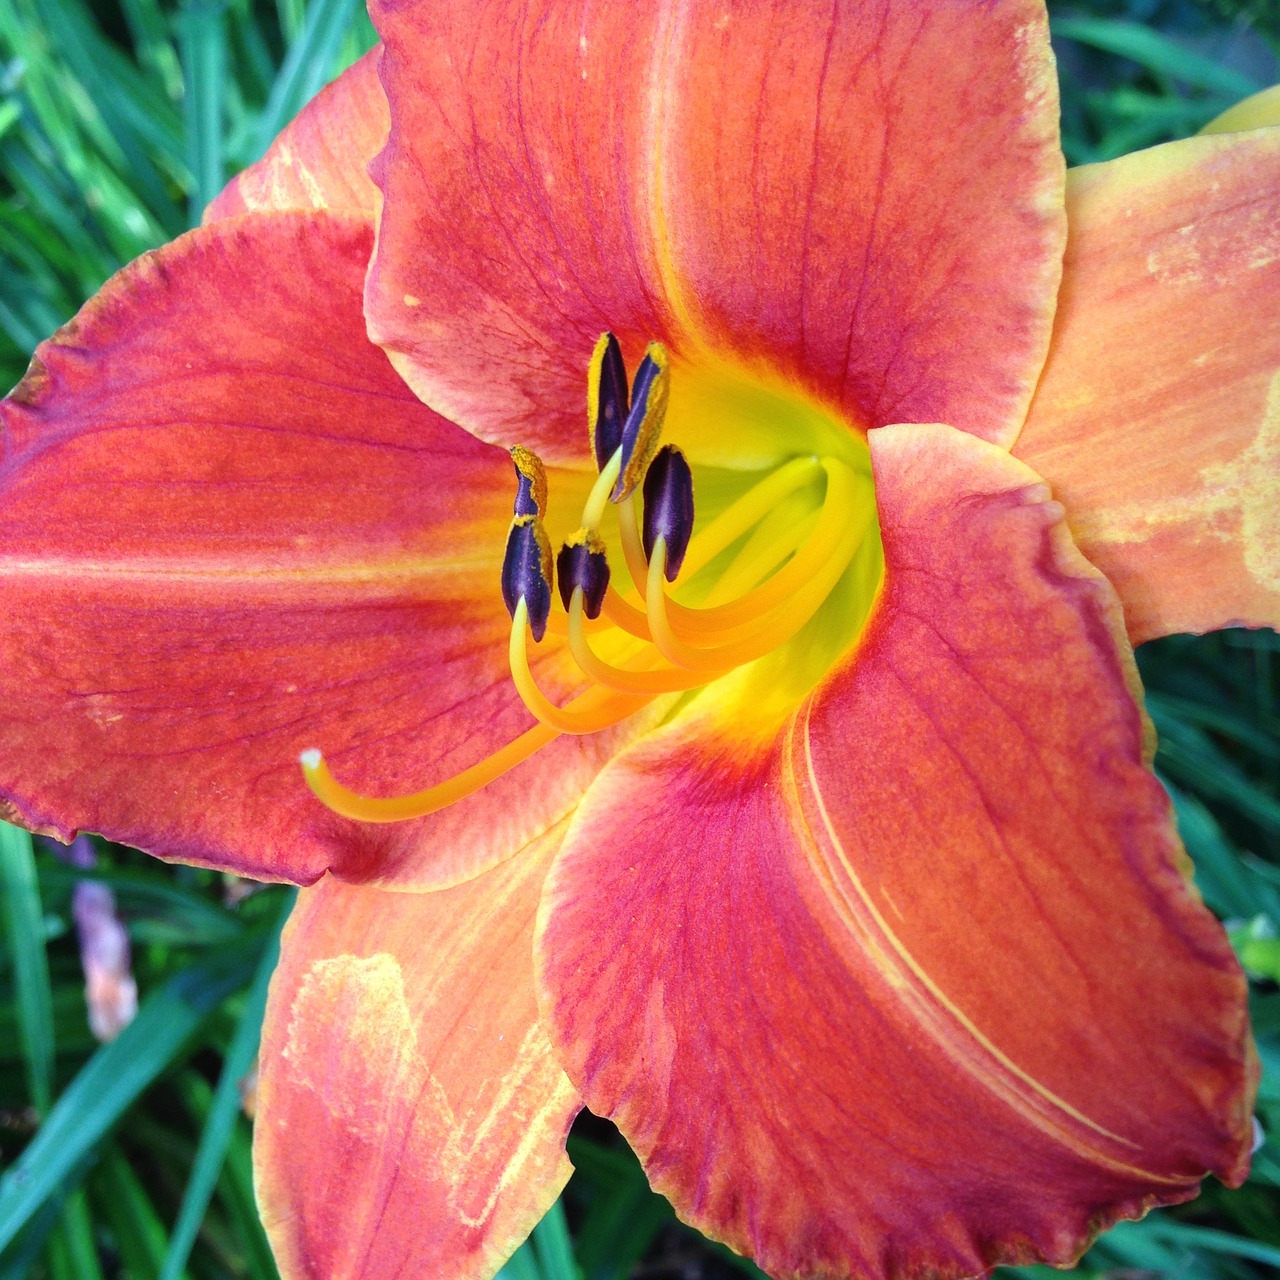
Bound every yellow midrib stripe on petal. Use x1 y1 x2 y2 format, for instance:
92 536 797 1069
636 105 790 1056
0 554 490 588
780 703 1192 1184
646 0 709 358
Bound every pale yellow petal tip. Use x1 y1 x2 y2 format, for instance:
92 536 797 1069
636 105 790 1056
1201 84 1280 135
299 748 323 771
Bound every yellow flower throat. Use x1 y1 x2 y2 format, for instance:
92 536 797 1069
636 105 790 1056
301 335 883 822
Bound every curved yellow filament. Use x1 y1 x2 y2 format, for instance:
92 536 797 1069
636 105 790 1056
508 598 652 733
582 447 624 532
600 498 820 643
299 731 556 823
680 455 823 580
600 589 653 638
302 448 872 826
543 608 613 638
567 587 712 694
611 456 827 598
701 505 819 609
645 468 866 671
617 495 651 596
667 456 865 636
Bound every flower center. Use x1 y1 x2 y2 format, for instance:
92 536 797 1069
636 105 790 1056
301 335 883 822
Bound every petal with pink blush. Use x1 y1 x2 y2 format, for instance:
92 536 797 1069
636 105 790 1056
0 211 635 889
205 50 388 224
366 0 1064 461
257 828 578 1280
536 424 1252 1280
1015 130 1280 642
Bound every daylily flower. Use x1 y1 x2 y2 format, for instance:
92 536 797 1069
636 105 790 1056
1 2 1276 1278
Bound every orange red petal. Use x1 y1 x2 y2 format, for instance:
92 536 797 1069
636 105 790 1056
257 828 578 1280
0 211 633 888
205 50 387 224
536 424 1252 1280
1015 130 1280 642
366 0 1064 461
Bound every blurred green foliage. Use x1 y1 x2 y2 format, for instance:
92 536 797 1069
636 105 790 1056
1 0 1278 1276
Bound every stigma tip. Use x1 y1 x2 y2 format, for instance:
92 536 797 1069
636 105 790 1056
299 748 323 770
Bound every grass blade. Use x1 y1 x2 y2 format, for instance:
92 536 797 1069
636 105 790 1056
0 821 56 1116
93 1145 176 1279
531 1199 580 1280
253 0 360 157
1051 17 1261 100
180 0 228 220
158 890 292 1280
0 942 258 1251
495 1240 545 1280
46 1189 104 1280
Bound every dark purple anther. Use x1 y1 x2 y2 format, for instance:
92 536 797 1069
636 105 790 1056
501 515 553 641
589 333 629 473
642 445 695 581
556 531 611 619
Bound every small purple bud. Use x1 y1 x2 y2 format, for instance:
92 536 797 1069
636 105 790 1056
642 445 694 581
501 515 553 641
556 530 611 619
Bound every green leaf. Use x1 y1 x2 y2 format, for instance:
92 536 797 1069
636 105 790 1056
180 0 229 220
209 1107 278 1278
0 821 56 1115
253 0 361 158
531 1199 580 1280
46 1189 103 1280
1051 18 1262 100
37 859 247 947
93 1145 175 1279
158 890 292 1280
1230 917 1280 983
496 1240 545 1280
0 941 259 1251
1139 1221 1280 1269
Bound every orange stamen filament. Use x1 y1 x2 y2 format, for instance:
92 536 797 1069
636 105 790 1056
582 447 623 531
567 587 709 694
508 598 653 733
